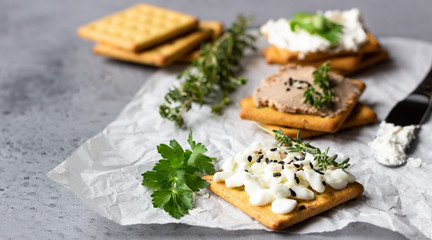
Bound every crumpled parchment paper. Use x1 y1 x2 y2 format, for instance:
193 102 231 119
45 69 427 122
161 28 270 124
47 37 432 239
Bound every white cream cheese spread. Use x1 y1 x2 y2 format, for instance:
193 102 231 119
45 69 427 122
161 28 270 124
368 121 418 166
213 141 355 215
260 8 368 54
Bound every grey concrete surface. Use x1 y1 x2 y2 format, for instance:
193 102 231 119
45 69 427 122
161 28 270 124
1 0 431 239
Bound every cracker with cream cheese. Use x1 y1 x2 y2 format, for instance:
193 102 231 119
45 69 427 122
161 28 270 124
262 32 380 64
203 175 363 230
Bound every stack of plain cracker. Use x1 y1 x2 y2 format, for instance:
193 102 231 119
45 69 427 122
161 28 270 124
262 32 388 76
240 67 377 139
78 4 224 67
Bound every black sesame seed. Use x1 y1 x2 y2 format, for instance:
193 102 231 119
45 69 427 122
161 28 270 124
297 86 302 89
270 148 277 151
288 160 294 164
309 162 314 168
300 156 305 160
294 156 299 161
294 173 300 184
257 155 263 163
258 151 262 155
289 77 293 86
273 173 281 177
282 165 284 169
294 163 300 168
279 161 285 165
273 160 278 163
299 205 306 210
314 169 324 175
289 188 297 197
245 170 249 172
322 181 327 186
247 156 252 162
265 158 270 164
299 80 305 83
286 88 290 91
284 81 288 85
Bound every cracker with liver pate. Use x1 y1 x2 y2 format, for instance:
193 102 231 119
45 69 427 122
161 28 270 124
202 175 364 231
78 4 198 52
240 65 365 133
259 102 377 138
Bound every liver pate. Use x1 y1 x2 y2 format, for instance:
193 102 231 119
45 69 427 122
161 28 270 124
253 64 361 117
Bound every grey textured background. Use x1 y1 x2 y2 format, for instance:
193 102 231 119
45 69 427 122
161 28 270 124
1 0 431 239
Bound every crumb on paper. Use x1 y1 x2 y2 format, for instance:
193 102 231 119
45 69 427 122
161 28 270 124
190 207 207 214
406 157 422 168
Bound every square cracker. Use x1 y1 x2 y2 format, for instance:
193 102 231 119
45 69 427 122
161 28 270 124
93 27 212 67
177 21 224 62
78 4 199 52
262 32 380 64
292 49 389 75
334 49 389 76
196 21 224 39
259 102 377 139
202 175 364 230
239 80 365 133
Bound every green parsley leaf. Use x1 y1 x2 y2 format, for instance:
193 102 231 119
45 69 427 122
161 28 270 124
142 130 216 219
289 12 343 44
303 62 336 109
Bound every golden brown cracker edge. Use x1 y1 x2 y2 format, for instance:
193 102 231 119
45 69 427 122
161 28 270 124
93 28 212 66
338 49 389 76
177 21 225 62
259 102 377 138
202 175 364 231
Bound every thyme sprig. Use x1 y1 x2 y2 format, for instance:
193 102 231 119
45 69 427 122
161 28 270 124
259 127 350 171
159 15 256 127
303 62 336 109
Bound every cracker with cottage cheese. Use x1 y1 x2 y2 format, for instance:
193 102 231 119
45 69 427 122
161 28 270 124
203 140 364 230
260 9 387 75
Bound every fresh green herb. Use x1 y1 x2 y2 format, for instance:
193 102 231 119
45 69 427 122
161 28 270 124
141 130 216 219
303 62 336 109
159 15 256 127
260 127 350 171
288 12 343 44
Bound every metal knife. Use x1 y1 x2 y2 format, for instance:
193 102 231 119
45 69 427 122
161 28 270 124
385 66 432 126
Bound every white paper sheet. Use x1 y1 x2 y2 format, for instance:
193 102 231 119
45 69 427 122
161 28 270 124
47 37 432 239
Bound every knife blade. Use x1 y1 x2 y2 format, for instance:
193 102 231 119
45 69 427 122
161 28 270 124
385 66 432 126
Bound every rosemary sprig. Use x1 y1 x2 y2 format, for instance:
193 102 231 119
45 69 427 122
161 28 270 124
259 127 350 171
159 15 256 127
303 62 336 109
